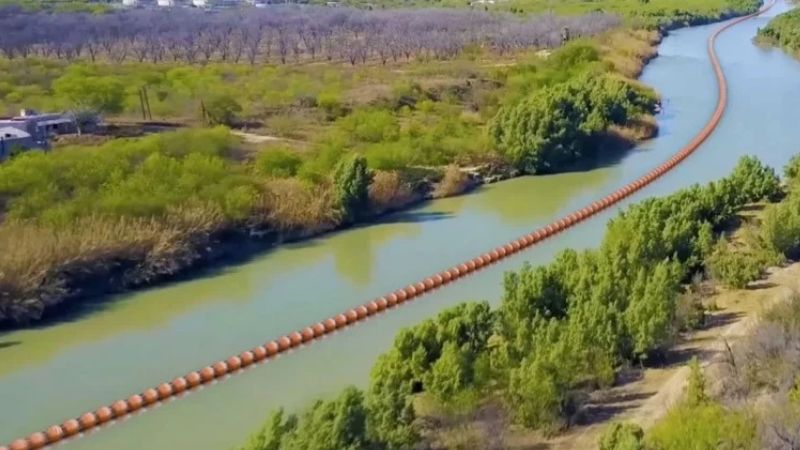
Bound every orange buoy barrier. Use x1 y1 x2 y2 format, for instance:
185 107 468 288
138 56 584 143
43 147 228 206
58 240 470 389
4 3 775 448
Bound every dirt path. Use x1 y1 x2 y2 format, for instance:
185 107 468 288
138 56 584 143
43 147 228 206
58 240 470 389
528 263 800 450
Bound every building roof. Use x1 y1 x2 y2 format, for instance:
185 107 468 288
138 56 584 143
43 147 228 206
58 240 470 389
0 126 31 139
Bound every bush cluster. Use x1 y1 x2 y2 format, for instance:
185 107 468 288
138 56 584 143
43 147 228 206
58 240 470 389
240 156 784 449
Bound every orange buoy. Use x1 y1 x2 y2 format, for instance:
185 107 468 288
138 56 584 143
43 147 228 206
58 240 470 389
300 327 314 341
490 249 500 260
226 355 243 371
386 293 398 306
172 377 188 394
266 340 280 355
277 336 291 351
466 260 477 271
127 394 144 411
9 440 28 450
356 305 368 319
458 263 470 273
441 270 452 282
376 297 388 310
240 350 255 367
142 388 159 405
312 322 326 336
95 406 112 424
252 346 268 361
497 246 507 257
79 412 97 430
111 400 128 417
432 274 444 286
46 425 64 443
27 433 46 450
157 383 173 399
395 289 408 302
324 318 337 332
344 309 357 323
423 278 435 289
200 366 215 383
212 361 228 377
288 332 303 347
62 419 80 437
366 301 379 315
186 371 202 387
414 281 426 292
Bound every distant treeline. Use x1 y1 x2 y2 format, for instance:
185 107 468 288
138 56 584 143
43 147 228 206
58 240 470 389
0 6 619 65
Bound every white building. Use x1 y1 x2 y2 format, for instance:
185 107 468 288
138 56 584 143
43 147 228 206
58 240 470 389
191 0 207 5
156 0 175 6
121 0 138 6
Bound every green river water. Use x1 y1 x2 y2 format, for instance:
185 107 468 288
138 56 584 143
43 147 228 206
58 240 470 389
2 2 800 448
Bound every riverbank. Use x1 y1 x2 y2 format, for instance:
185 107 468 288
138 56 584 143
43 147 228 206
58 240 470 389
756 5 800 55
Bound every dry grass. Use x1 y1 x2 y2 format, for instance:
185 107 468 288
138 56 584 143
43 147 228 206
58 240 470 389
258 178 342 233
599 29 661 78
0 207 222 322
433 165 474 199
610 115 659 142
368 170 417 214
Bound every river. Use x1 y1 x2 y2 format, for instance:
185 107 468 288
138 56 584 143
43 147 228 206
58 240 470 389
2 2 799 448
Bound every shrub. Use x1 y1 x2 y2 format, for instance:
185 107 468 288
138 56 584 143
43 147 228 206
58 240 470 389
317 91 345 120
706 238 764 289
204 93 243 126
336 109 399 144
760 197 800 258
599 422 645 450
367 171 414 214
255 148 304 178
433 165 472 198
333 154 373 222
645 402 757 450
489 73 655 174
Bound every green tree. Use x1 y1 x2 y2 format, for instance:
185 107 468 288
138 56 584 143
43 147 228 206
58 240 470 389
706 238 763 289
784 154 800 183
599 422 645 450
365 351 418 449
489 73 655 174
428 342 472 401
333 155 373 222
623 261 681 359
239 408 297 450
53 69 125 132
727 155 782 204
685 357 708 406
204 93 243 126
506 349 568 433
760 198 800 257
255 148 304 178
